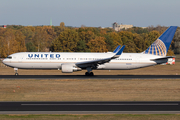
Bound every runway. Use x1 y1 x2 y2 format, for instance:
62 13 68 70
0 75 180 79
1 111 180 114
0 102 180 114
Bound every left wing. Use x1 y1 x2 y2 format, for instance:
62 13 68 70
76 45 125 69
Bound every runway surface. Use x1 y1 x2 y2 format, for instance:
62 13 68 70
0 75 180 79
1 111 180 114
0 102 180 114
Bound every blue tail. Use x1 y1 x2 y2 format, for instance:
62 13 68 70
143 26 177 56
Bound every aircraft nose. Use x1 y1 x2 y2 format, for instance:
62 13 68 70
2 59 5 64
2 59 7 65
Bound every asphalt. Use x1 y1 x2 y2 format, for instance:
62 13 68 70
0 111 180 114
0 75 180 79
0 101 180 114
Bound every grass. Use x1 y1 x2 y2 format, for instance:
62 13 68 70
0 114 180 120
0 79 180 101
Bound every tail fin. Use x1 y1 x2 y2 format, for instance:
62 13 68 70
143 26 177 56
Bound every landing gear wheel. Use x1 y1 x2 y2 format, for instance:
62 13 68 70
85 72 94 76
89 72 94 76
14 68 18 76
85 72 89 76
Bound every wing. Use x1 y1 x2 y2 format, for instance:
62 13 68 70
76 45 125 69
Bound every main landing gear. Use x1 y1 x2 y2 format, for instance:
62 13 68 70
14 68 18 76
85 72 94 76
85 67 94 76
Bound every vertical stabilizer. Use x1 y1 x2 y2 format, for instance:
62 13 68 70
143 26 177 56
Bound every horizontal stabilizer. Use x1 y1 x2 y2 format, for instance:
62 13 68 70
150 56 175 61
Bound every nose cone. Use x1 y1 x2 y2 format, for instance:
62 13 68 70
2 59 8 65
2 59 6 65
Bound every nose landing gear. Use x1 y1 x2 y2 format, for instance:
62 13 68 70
14 68 18 76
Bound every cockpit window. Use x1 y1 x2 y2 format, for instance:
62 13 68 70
7 56 12 59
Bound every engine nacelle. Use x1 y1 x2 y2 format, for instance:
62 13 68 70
61 64 81 73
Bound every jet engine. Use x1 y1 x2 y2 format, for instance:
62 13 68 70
61 64 81 73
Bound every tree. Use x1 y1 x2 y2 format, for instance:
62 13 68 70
109 32 122 46
133 33 143 52
20 26 35 44
26 42 37 52
51 29 79 52
76 40 89 52
124 39 136 53
87 36 108 52
0 28 6 57
78 31 95 43
14 30 26 52
32 27 50 52
147 30 160 47
119 31 133 45
104 35 115 52
3 29 18 56
0 29 26 57
167 49 175 56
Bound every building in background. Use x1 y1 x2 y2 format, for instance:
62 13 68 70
112 22 133 31
0 25 6 28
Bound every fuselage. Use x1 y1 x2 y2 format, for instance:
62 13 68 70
2 52 163 70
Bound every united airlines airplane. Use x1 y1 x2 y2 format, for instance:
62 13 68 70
2 26 177 76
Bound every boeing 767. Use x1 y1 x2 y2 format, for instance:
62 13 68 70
2 26 177 76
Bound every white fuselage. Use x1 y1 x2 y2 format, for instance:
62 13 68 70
2 52 163 70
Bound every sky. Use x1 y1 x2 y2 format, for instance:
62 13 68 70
0 0 180 27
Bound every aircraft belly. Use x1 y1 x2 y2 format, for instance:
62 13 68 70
6 62 61 69
100 62 156 70
102 63 133 70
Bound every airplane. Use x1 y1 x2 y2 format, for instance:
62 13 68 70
2 26 177 76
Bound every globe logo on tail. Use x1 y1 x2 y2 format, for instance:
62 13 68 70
143 39 167 56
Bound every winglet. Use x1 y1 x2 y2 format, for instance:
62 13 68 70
113 45 121 53
112 45 125 58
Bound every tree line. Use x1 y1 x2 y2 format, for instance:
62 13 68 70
0 23 178 58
